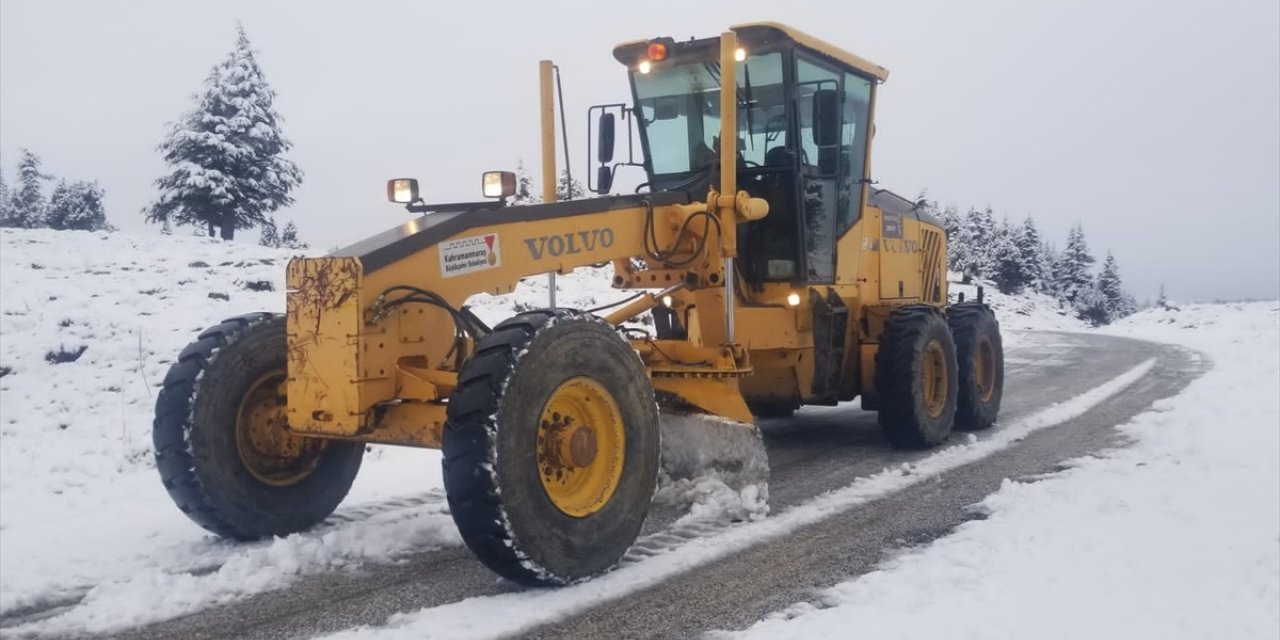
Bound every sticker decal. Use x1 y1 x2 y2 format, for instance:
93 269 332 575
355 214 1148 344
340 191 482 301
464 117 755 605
882 211 903 239
439 233 500 277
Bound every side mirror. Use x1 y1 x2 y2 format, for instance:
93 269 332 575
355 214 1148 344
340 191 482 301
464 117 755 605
595 165 614 194
597 113 616 164
387 178 419 204
482 171 516 199
811 89 840 147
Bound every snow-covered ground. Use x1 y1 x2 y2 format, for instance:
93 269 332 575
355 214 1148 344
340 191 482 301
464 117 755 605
0 229 632 634
724 302 1280 640
0 227 1103 636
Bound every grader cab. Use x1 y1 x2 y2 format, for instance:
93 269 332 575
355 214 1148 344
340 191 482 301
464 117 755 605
152 22 1004 586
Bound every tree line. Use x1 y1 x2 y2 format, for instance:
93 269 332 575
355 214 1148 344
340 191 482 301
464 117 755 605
920 196 1137 326
0 149 112 232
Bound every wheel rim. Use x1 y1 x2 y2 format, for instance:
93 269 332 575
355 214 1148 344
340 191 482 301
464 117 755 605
234 371 327 487
536 377 626 518
921 340 948 418
975 338 997 403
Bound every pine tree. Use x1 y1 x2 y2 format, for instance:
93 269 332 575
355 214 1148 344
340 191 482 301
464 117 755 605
556 168 585 201
1056 224 1096 307
989 219 1030 294
1095 252 1135 322
0 167 10 225
954 207 997 278
510 159 540 205
278 220 308 250
145 24 302 240
1156 284 1169 309
3 149 50 228
1040 241 1062 296
259 218 280 247
1016 217 1047 291
46 180 111 231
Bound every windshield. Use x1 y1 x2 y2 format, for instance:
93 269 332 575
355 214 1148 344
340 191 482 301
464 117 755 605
632 52 786 177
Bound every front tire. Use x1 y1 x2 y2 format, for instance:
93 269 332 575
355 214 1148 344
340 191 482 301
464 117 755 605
153 313 364 540
443 310 660 585
949 302 1004 430
875 306 959 449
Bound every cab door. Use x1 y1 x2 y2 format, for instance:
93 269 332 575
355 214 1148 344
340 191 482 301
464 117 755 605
795 56 843 284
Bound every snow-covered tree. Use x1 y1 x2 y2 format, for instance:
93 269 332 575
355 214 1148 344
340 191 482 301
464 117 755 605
279 221 307 250
1156 283 1169 309
1015 217 1047 291
556 168 585 201
46 180 112 231
1095 252 1136 322
953 206 997 278
258 218 280 247
145 24 302 240
511 160 538 205
989 219 1031 294
259 218 307 249
1055 224 1095 307
3 149 50 228
0 167 9 224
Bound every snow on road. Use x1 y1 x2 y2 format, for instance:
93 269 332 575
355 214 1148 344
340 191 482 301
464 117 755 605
724 302 1280 640
315 359 1156 640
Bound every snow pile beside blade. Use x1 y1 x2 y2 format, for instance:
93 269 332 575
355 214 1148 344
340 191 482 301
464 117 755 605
656 412 770 522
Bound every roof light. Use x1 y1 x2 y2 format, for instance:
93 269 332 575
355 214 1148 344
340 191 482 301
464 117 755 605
647 42 668 61
735 47 747 62
638 59 652 74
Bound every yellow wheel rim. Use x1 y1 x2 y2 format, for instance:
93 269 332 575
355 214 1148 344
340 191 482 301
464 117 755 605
921 340 949 418
536 377 626 518
234 371 327 487
975 338 996 403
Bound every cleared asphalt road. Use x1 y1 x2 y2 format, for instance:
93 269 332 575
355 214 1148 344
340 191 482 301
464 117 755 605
80 331 1201 640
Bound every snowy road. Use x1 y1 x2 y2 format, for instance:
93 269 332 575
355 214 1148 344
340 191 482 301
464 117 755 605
42 330 1199 640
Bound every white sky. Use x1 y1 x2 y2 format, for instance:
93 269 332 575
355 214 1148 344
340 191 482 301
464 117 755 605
1 0 1277 302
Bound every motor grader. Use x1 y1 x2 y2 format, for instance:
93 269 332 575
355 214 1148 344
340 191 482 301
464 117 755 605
153 22 1004 586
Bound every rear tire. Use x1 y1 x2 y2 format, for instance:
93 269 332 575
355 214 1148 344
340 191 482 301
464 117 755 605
948 302 1004 430
153 313 364 540
443 310 660 585
875 306 959 449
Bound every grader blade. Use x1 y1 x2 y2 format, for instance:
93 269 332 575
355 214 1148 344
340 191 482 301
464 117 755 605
657 412 770 505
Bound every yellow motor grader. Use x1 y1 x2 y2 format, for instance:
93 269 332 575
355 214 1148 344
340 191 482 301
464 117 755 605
153 22 1004 586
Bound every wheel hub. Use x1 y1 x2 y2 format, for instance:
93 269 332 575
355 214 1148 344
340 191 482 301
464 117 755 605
536 377 625 518
235 371 327 487
921 339 948 418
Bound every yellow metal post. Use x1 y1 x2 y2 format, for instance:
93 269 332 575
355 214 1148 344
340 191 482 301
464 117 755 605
718 32 738 343
539 59 558 305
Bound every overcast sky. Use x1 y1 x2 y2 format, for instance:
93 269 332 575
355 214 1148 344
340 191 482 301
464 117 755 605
2 0 1276 302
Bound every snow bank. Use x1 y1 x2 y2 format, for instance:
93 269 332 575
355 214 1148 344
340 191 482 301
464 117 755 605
947 271 1086 334
727 301 1280 640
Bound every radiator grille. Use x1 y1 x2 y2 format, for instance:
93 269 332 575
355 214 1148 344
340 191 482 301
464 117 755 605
920 229 944 303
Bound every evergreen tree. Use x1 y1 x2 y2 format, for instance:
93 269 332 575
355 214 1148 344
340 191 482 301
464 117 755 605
0 167 9 225
555 168 585 201
1056 224 1095 307
511 160 538 205
46 180 112 231
1095 252 1135 322
278 220 307 250
1040 241 1062 296
145 24 302 240
954 206 997 278
1156 284 1169 309
3 148 50 228
1016 217 1047 291
989 219 1031 294
259 218 280 247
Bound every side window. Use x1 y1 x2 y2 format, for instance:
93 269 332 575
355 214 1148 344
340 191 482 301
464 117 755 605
837 73 873 233
795 58 841 173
